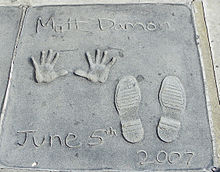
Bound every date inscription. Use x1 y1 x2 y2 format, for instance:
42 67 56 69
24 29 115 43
137 150 194 166
16 127 117 148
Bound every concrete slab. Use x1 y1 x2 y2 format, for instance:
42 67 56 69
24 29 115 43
0 3 214 171
0 0 192 6
0 6 22 128
202 0 220 103
192 1 220 169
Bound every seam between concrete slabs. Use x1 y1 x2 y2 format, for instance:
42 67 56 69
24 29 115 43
193 0 220 168
0 0 192 6
0 6 28 166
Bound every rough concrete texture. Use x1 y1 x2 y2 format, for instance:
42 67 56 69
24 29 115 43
192 1 220 169
0 7 21 116
202 0 220 102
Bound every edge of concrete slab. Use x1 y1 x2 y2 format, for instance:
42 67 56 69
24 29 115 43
0 0 192 6
192 0 220 169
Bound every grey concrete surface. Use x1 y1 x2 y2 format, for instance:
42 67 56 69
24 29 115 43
0 4 213 171
0 0 219 172
202 0 220 102
0 7 21 127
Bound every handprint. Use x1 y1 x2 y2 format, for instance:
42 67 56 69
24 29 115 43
74 49 117 83
31 49 68 83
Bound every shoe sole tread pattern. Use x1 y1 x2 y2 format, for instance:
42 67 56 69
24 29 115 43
115 76 144 143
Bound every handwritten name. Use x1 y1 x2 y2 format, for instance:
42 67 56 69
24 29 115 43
36 16 170 33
